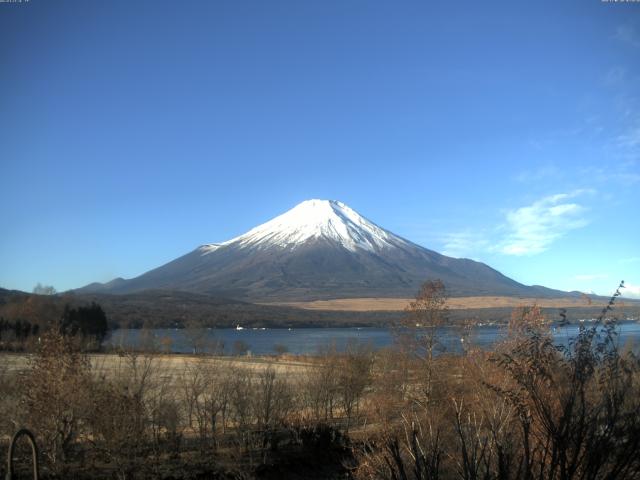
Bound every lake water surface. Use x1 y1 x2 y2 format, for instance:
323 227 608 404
105 322 640 356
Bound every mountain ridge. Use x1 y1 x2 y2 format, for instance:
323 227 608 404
76 199 576 301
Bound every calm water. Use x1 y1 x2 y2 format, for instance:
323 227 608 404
105 322 640 356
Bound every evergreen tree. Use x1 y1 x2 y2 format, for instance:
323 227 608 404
61 302 109 342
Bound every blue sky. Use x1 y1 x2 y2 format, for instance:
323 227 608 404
1 1 638 298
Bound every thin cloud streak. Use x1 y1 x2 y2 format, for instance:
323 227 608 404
440 190 595 259
514 165 561 183
620 257 640 264
497 190 592 256
580 163 640 186
621 283 640 299
441 231 489 258
603 66 627 86
615 25 640 48
617 127 640 149
574 273 609 281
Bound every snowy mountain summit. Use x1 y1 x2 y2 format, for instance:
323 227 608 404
202 199 408 254
78 199 568 301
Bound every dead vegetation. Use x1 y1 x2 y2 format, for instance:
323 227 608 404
1 282 639 479
263 295 634 312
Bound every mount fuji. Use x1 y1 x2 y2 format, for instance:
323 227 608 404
78 199 568 301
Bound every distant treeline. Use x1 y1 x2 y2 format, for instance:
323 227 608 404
1 287 638 337
51 290 640 329
0 318 40 341
0 294 108 351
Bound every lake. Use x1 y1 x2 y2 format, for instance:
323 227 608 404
105 321 640 356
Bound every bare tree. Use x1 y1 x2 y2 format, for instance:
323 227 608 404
87 352 156 480
274 343 289 356
489 282 640 480
228 365 254 450
184 320 207 355
19 329 91 472
370 348 411 427
232 340 250 356
337 341 373 432
254 365 294 429
148 386 183 460
202 359 232 445
180 361 210 451
356 405 443 480
303 347 340 422
32 283 57 295
398 280 448 406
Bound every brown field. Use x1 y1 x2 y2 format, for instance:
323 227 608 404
0 352 314 377
3 316 640 480
262 295 627 311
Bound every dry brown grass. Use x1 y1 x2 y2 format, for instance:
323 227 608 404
0 352 314 377
262 295 621 311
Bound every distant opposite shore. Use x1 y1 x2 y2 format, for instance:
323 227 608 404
262 295 637 311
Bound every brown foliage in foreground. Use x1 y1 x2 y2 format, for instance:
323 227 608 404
1 282 639 480
356 281 640 480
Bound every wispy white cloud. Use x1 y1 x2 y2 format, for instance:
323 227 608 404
617 126 640 149
620 256 640 264
615 25 640 48
579 162 640 186
621 283 640 299
574 273 609 281
514 165 561 183
441 231 489 258
525 127 585 152
497 190 593 256
603 66 627 86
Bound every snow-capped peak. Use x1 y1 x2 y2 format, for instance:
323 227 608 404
206 199 409 253
198 243 221 253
